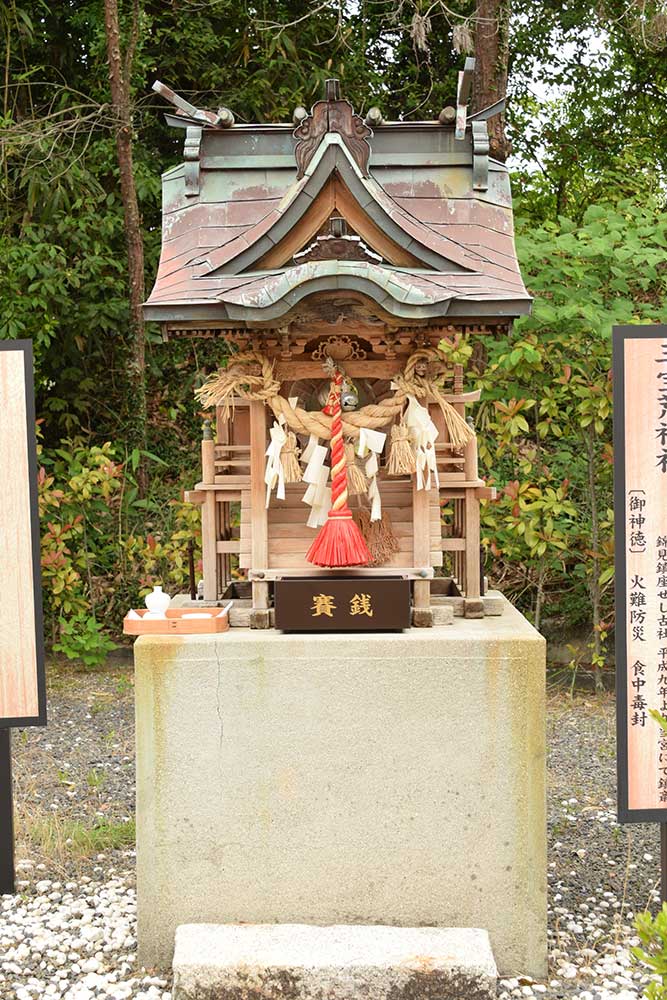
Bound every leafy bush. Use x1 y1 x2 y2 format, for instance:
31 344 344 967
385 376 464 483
53 614 117 668
38 439 124 631
123 502 202 597
37 436 201 666
633 905 667 998
470 197 667 683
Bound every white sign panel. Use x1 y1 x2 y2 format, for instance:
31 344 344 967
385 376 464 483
0 341 46 727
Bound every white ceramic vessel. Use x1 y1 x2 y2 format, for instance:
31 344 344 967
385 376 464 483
145 585 171 618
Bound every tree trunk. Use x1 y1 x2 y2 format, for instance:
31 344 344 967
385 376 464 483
585 427 604 693
555 172 567 219
472 0 511 161
103 0 147 494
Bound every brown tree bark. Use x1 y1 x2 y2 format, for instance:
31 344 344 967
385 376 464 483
585 426 604 693
103 0 147 494
472 0 511 162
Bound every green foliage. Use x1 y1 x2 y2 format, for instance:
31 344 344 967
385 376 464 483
38 439 124 624
38 437 202 663
123 503 202 597
633 904 667 998
53 614 117 669
475 196 667 641
510 1 667 223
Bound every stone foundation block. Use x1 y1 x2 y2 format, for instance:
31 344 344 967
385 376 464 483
135 596 546 976
172 924 497 1000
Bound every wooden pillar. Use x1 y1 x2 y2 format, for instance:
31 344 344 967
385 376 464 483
412 479 433 627
452 363 465 424
249 401 270 627
215 404 227 443
462 418 483 615
463 493 483 618
453 498 462 591
201 422 218 602
464 422 478 482
215 407 231 594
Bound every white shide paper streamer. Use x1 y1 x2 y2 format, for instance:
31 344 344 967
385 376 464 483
357 427 387 522
264 418 287 506
404 395 439 491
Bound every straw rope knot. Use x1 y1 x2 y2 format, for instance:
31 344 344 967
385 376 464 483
195 345 474 448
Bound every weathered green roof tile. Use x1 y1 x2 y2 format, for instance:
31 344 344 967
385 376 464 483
145 87 530 326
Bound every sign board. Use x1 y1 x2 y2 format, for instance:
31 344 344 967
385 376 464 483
274 577 411 631
614 325 667 821
0 341 46 728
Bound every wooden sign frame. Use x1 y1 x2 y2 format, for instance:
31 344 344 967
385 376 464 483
274 577 411 631
614 324 667 822
0 340 46 729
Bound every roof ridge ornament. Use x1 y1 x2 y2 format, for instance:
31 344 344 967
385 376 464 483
152 80 234 130
440 58 506 136
455 56 475 140
293 78 372 181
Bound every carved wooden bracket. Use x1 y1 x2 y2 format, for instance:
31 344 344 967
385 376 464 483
294 79 372 180
311 335 368 362
472 120 489 191
183 126 203 197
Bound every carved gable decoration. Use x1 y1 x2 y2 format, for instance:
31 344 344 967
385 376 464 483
294 235 381 264
294 79 372 180
293 216 382 265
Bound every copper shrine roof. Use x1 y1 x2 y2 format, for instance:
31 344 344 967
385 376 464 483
144 78 531 328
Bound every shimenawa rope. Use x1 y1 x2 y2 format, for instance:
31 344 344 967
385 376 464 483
195 348 474 449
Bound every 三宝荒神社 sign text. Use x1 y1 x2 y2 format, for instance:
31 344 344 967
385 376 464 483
614 325 667 821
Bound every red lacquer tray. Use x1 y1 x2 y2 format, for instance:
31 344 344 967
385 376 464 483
123 607 230 636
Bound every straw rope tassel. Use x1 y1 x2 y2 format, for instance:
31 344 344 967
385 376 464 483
345 440 367 495
306 370 371 568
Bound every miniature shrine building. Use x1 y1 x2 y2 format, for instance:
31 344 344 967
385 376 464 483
143 75 531 628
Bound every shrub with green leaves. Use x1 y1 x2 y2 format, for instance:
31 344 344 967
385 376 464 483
37 437 201 666
470 196 667 682
53 613 117 669
633 905 667 998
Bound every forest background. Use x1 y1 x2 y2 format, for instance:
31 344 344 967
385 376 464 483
1 0 666 680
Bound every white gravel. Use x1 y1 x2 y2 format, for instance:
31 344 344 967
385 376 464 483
0 859 170 1000
3 681 664 999
1 858 656 1000
498 795 661 999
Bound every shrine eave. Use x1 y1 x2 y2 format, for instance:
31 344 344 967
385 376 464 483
143 293 531 326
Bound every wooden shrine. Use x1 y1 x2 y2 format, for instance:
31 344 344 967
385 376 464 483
144 69 531 628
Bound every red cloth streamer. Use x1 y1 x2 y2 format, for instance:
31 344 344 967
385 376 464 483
306 370 371 568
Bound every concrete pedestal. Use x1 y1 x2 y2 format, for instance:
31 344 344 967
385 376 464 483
135 596 546 976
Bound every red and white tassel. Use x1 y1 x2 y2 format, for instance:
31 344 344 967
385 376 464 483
306 369 371 568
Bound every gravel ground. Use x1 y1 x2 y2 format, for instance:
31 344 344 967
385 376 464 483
0 664 665 1000
1 661 161 1000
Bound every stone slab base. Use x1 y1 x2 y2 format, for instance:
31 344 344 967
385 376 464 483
172 924 497 1000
